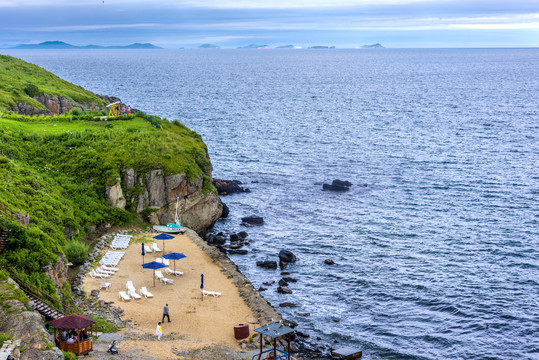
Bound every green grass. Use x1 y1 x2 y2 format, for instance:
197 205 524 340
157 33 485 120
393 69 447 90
90 315 118 333
0 332 13 347
0 56 216 302
0 55 106 112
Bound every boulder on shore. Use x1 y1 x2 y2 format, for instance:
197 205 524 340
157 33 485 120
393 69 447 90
277 286 293 294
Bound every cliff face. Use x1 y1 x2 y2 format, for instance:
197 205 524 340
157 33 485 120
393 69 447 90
106 169 222 233
11 93 103 115
0 279 63 360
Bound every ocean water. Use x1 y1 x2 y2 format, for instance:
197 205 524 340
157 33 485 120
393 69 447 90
3 48 538 359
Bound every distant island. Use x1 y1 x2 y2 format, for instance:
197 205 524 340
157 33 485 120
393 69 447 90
276 45 302 49
239 44 271 49
308 46 336 49
197 44 220 49
359 43 385 49
9 41 162 49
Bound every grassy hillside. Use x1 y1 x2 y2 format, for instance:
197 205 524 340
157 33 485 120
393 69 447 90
0 111 213 299
0 55 106 112
0 104 213 303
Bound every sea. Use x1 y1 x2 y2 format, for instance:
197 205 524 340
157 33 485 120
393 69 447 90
2 48 538 360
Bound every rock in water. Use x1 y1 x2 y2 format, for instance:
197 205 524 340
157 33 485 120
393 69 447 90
238 231 248 239
322 179 353 192
324 259 335 265
277 286 293 294
242 216 264 225
256 260 277 269
279 250 297 263
279 302 299 307
212 179 249 194
278 279 289 287
220 202 229 218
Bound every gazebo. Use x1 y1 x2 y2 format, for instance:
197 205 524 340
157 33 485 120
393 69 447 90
252 321 294 360
50 314 96 356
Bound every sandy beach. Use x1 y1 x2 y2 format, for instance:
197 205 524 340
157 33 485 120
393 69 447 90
83 230 261 358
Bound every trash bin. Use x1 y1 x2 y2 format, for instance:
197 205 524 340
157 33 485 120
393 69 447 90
234 324 249 340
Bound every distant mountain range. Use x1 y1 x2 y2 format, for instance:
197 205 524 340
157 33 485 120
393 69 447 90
197 44 220 49
9 41 162 49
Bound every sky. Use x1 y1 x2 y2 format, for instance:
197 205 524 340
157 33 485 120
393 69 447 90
0 0 538 48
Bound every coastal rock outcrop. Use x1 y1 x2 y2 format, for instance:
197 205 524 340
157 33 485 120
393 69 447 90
212 179 250 194
104 168 223 233
0 279 63 360
257 260 278 269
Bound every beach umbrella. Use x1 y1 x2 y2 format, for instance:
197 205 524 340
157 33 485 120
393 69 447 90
141 243 145 264
153 233 175 254
163 252 186 274
142 261 166 287
200 273 204 301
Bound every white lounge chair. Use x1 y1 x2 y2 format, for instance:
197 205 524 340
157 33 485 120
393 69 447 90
161 277 174 285
156 258 170 266
151 243 161 252
97 267 115 276
202 289 221 297
140 287 154 298
165 268 183 276
90 270 108 279
144 245 152 253
126 281 134 290
102 265 119 272
100 282 111 290
118 291 131 301
128 288 141 299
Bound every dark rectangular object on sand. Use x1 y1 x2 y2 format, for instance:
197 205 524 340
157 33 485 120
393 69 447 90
331 347 363 359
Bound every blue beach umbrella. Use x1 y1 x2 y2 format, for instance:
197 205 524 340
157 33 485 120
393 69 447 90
141 243 145 264
200 273 204 301
142 261 166 287
163 252 186 273
153 233 175 254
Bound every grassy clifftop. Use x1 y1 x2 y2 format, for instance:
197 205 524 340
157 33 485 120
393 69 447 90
0 55 106 113
0 57 214 299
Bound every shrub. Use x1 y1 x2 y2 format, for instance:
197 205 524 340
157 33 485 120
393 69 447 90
64 240 89 265
23 83 40 98
0 333 13 347
62 350 77 360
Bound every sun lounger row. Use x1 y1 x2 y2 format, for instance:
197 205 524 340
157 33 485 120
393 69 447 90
100 251 124 266
143 243 161 253
165 268 183 276
118 287 154 301
89 265 119 279
110 235 131 250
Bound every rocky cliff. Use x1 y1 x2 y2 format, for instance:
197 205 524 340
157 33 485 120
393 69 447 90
0 278 63 360
106 169 222 233
11 93 104 116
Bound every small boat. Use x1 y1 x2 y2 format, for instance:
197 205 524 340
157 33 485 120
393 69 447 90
152 223 185 234
153 198 186 234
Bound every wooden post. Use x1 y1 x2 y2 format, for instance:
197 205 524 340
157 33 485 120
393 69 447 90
258 334 263 360
273 338 277 360
288 333 291 360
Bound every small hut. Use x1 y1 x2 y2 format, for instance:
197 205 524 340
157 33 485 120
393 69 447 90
50 314 96 356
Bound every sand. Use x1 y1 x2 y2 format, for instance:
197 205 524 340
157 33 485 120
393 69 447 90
83 231 258 358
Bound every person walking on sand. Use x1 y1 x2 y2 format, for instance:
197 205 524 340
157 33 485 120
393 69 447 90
162 303 170 323
156 322 162 340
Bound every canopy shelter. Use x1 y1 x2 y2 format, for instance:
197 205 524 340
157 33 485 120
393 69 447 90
163 252 186 273
252 322 294 360
153 233 174 254
142 261 166 287
106 101 120 117
50 314 96 356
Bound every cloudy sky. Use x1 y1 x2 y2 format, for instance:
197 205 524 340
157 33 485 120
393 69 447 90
0 0 538 48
